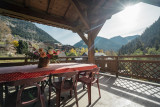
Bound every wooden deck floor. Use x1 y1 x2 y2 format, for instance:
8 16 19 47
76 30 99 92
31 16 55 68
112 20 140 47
4 74 160 107
47 74 160 107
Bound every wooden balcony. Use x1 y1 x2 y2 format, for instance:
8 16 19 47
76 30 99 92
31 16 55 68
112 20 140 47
0 55 160 83
0 55 160 107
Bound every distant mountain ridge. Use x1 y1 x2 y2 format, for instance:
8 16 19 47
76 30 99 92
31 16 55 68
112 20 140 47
119 17 160 55
0 15 60 44
74 35 139 51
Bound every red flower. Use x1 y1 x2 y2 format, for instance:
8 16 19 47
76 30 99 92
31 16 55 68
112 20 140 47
53 50 57 54
57 50 60 55
47 54 52 59
34 52 39 56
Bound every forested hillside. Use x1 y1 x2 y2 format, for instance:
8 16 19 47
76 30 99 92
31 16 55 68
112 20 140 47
119 17 160 55
0 15 59 44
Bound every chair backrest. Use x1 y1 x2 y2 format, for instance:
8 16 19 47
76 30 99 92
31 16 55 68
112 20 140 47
78 67 100 81
52 72 78 90
61 72 78 88
7 76 47 107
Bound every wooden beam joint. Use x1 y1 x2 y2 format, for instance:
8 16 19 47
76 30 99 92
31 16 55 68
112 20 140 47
69 0 90 29
76 29 88 45
47 0 55 14
24 0 30 8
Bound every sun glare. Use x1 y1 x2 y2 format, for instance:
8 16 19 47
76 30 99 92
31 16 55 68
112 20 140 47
119 4 141 29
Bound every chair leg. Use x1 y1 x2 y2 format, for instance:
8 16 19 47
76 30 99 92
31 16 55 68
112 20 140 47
74 88 79 107
97 80 101 98
0 84 3 107
83 83 85 90
48 85 51 106
87 84 91 105
56 90 61 107
48 75 52 106
70 90 72 98
40 95 45 107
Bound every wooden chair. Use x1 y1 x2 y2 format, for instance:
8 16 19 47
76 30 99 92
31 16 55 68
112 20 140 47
77 67 101 105
6 76 47 107
48 72 79 107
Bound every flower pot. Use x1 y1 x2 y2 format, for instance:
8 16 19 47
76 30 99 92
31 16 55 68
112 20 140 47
38 57 50 68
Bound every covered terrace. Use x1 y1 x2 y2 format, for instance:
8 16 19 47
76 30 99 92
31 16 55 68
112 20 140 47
0 0 160 107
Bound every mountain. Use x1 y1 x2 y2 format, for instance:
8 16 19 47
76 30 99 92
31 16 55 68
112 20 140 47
119 17 160 55
110 35 139 46
74 35 139 51
0 15 60 44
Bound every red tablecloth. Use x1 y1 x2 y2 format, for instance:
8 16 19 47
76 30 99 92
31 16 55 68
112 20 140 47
0 63 97 83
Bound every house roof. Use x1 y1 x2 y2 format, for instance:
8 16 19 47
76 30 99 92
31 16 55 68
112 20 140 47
82 52 106 56
0 0 159 34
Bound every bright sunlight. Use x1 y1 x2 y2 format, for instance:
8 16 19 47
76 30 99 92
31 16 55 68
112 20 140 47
119 4 141 29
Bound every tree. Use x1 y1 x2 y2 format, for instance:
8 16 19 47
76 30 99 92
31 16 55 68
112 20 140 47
110 50 117 56
67 48 77 56
132 49 143 55
17 40 28 54
147 48 157 55
99 49 104 53
0 20 11 40
80 48 86 55
12 40 19 47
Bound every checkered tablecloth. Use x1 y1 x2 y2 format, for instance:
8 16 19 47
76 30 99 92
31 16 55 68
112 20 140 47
0 63 97 83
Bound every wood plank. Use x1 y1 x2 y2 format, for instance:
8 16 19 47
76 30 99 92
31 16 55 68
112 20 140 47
24 0 30 7
88 33 95 63
0 0 74 30
64 3 71 18
91 0 105 12
69 0 90 29
47 0 55 14
90 19 106 40
76 30 88 45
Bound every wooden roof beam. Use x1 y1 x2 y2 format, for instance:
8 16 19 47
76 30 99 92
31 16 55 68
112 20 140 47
47 0 55 14
91 0 105 12
23 0 30 8
0 0 74 29
76 29 88 45
64 3 71 18
69 0 90 29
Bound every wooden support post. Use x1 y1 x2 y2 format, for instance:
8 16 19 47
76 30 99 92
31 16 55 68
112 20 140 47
115 56 118 77
88 33 95 64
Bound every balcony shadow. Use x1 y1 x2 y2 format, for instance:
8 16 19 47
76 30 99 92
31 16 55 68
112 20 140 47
96 74 160 107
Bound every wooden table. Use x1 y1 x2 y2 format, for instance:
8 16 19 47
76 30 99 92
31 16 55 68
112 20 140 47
0 63 97 106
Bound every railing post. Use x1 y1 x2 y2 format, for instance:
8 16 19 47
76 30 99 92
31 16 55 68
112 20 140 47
115 56 118 78
24 57 28 65
66 58 68 63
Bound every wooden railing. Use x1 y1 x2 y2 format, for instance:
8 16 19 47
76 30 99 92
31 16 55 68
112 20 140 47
0 55 160 82
118 55 160 82
0 56 88 67
95 55 160 82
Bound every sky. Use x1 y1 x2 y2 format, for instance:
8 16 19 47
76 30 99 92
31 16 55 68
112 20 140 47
35 2 160 45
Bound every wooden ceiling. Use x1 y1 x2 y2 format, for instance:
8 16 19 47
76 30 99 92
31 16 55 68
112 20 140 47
0 0 160 34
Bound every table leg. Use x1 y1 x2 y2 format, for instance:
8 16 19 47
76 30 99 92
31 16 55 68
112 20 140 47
0 83 4 107
87 84 91 105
